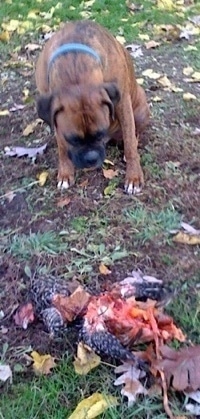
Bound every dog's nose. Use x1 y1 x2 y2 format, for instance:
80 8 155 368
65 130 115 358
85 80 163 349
84 150 99 166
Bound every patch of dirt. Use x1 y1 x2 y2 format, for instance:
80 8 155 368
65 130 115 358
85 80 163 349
0 40 200 365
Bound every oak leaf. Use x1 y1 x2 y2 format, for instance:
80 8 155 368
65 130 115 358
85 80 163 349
52 286 91 322
114 361 147 406
156 345 200 391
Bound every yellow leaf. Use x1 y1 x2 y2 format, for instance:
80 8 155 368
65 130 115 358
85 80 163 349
80 10 92 18
152 96 163 102
158 75 172 88
2 19 19 32
68 393 118 419
171 86 183 93
37 171 49 186
104 159 114 166
99 263 111 275
103 168 118 179
183 66 194 76
183 92 197 101
73 343 101 375
103 183 116 196
142 69 161 80
22 119 41 136
191 72 200 82
138 34 150 41
31 351 56 375
27 10 39 19
116 35 126 44
136 78 144 85
0 110 9 116
184 46 197 52
0 31 10 41
157 0 174 10
145 40 160 49
83 0 95 6
173 232 200 245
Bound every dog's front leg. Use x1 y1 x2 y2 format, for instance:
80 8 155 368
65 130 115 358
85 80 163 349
56 134 75 190
117 95 144 195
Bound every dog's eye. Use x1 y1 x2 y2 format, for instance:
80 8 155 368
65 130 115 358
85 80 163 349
94 130 107 141
64 134 83 147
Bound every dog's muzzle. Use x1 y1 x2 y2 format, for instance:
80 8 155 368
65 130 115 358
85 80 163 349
68 146 106 169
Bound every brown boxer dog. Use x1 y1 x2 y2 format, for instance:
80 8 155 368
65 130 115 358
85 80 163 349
35 20 149 194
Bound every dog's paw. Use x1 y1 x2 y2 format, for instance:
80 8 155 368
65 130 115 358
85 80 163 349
124 164 144 195
57 180 70 190
57 170 75 190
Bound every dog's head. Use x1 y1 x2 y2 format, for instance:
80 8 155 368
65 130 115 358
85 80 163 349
37 82 120 169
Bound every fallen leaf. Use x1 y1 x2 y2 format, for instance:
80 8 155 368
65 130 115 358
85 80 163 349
136 78 144 85
4 190 16 202
9 103 25 112
116 35 126 44
52 286 91 322
0 110 9 116
114 361 147 406
0 30 10 41
0 365 12 383
25 43 41 51
138 34 150 41
13 303 35 329
103 168 118 179
192 71 200 81
142 69 161 79
183 92 197 101
99 263 111 275
152 96 163 102
79 179 89 188
185 390 200 404
104 159 114 166
103 183 117 196
155 345 200 391
157 0 174 10
126 43 143 58
4 143 47 159
37 171 49 186
2 19 19 32
145 40 160 49
181 222 200 235
57 196 71 208
73 342 101 375
183 66 194 76
68 392 118 419
173 231 200 244
22 119 41 136
158 75 172 88
31 351 56 375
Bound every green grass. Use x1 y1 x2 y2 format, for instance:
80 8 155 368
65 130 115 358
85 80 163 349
124 204 181 244
6 230 69 260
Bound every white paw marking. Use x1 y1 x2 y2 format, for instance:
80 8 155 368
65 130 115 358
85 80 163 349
57 180 70 190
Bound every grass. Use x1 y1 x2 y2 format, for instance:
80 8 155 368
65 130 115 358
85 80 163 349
1 0 200 417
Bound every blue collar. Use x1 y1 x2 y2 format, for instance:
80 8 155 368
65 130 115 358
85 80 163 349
48 43 101 74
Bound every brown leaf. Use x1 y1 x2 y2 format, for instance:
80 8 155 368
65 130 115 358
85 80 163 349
99 263 111 275
145 40 160 49
52 286 91 322
13 303 35 329
102 168 118 179
156 345 200 391
114 361 147 406
73 342 101 375
57 196 71 208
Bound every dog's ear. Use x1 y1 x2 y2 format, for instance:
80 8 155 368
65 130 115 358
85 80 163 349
101 82 121 120
37 94 54 127
103 82 121 105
